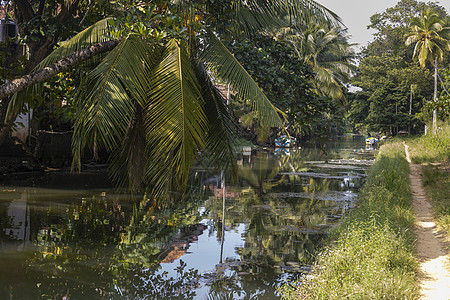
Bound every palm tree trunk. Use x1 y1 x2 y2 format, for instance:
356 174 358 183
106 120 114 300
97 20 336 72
433 57 438 135
0 39 119 99
0 39 119 147
408 85 412 135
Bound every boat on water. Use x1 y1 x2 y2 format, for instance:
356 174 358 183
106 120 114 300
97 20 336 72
365 136 379 147
274 135 296 148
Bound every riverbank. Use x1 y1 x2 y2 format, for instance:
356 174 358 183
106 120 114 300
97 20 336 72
406 150 450 299
282 142 419 299
406 124 450 236
404 125 450 299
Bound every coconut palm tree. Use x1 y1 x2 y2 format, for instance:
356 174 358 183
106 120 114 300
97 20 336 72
284 23 355 101
5 0 340 200
406 8 450 135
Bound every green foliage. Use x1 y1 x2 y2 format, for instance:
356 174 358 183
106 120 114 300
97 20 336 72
349 0 450 134
32 72 77 131
287 23 355 101
366 0 447 61
346 91 370 132
365 79 411 133
351 55 432 133
405 8 450 68
11 0 344 197
227 34 347 139
18 0 114 46
283 143 418 299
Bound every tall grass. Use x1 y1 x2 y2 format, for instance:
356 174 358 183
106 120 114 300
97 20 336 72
407 122 450 236
282 143 418 299
407 123 450 164
422 164 450 236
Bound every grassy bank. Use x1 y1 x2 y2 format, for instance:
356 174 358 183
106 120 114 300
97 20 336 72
407 123 450 237
422 165 450 236
406 124 450 164
281 142 418 299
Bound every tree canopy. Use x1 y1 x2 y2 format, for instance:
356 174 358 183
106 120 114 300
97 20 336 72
1 0 344 199
349 0 449 135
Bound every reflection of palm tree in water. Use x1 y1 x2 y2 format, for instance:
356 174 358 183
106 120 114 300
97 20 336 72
237 152 288 197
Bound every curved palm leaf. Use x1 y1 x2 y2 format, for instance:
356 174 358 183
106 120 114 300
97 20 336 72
36 18 113 69
7 18 114 119
200 30 284 128
145 39 207 198
233 0 342 31
194 61 238 175
72 36 158 171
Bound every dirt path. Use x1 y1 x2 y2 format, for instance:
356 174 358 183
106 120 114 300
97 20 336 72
405 144 450 300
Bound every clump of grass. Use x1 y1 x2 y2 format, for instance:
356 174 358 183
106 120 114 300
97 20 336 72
422 164 450 236
282 143 418 299
408 123 450 164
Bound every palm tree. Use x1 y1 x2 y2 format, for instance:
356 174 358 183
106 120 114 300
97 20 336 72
4 1 340 199
284 23 355 101
405 8 450 135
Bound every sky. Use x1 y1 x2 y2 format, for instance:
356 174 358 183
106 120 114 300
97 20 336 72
317 0 448 51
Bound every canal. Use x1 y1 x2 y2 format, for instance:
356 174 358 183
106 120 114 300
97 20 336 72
0 136 374 299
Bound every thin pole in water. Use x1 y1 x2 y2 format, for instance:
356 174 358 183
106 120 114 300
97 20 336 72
219 170 225 264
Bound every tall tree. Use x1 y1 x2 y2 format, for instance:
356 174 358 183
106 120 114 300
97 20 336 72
406 8 450 134
285 23 355 101
0 0 112 146
350 0 448 135
1 0 340 198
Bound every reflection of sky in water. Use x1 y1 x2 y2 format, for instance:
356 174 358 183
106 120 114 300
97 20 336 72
159 221 246 276
0 136 375 299
159 222 248 299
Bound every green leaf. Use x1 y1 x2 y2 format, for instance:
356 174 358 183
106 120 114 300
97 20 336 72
200 30 283 128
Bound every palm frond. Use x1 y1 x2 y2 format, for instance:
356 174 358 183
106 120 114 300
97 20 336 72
36 18 113 69
6 18 114 121
194 61 238 175
145 39 207 198
234 7 285 32
200 31 283 128
406 9 449 67
109 105 147 190
234 0 342 30
72 36 158 171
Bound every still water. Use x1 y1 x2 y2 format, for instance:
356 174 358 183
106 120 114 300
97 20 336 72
0 136 374 299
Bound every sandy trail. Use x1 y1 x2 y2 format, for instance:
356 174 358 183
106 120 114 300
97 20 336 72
405 144 450 300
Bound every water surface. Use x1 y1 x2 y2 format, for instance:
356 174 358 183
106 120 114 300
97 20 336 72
0 136 374 299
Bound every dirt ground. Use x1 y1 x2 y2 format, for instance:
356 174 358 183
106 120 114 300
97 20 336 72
405 144 450 300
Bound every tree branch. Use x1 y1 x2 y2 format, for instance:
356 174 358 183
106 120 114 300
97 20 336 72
0 39 120 99
433 62 450 95
79 0 92 26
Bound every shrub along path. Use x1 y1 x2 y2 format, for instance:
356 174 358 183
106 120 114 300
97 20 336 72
405 144 450 299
